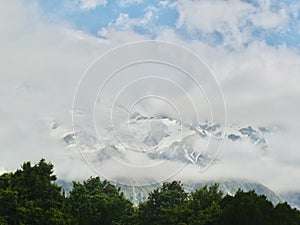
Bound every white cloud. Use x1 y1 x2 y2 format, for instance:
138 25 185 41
0 0 111 171
175 0 253 33
77 0 107 10
0 166 7 175
248 0 288 29
118 0 144 8
98 9 155 38
173 0 289 47
159 1 171 8
1 0 300 194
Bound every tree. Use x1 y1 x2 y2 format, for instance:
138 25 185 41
68 177 134 225
1 158 300 225
0 188 18 224
273 202 300 225
187 184 223 225
219 189 274 225
137 181 188 225
0 159 69 225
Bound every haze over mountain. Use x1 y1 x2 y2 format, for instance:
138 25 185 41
50 110 276 181
52 111 298 208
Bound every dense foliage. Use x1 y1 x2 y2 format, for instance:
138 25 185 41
0 159 299 225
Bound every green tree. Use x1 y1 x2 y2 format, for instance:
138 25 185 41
0 188 18 224
68 177 134 225
137 181 188 225
0 159 69 225
187 184 223 225
273 202 300 225
2 158 300 225
219 189 274 225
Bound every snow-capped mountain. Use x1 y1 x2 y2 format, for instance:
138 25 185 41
57 178 283 207
48 111 300 210
49 111 276 167
279 192 300 210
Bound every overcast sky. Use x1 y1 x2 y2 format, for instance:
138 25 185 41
0 0 300 192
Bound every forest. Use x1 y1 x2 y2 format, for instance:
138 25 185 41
0 159 299 225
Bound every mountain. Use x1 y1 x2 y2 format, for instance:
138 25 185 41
49 111 276 167
118 179 282 206
184 179 282 204
57 178 282 207
279 192 300 210
51 112 288 207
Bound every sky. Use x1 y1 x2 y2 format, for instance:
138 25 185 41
0 0 300 192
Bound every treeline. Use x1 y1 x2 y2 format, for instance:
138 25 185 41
0 159 300 225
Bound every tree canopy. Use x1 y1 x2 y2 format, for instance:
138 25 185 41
0 159 299 225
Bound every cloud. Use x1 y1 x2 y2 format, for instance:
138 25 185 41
249 3 287 29
0 0 300 194
0 166 7 175
0 0 111 170
175 0 254 33
77 0 107 10
118 0 144 8
98 8 156 38
173 0 288 47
